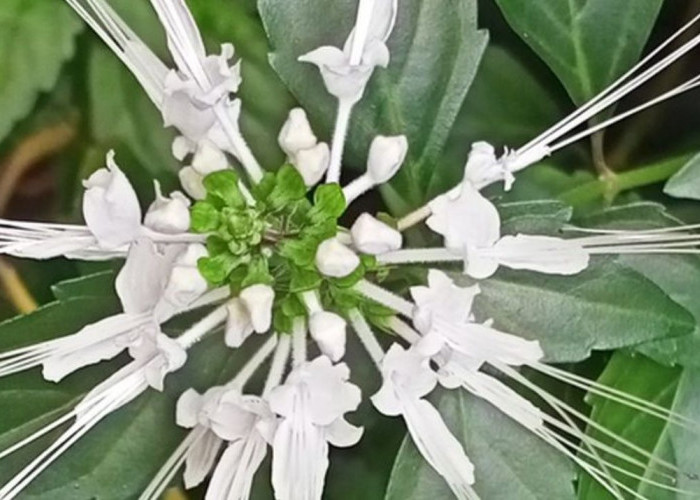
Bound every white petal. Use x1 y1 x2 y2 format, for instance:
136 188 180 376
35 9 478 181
144 186 192 234
179 166 207 200
351 213 402 255
176 389 204 429
326 417 363 448
206 433 267 500
115 238 177 315
315 238 360 278
366 135 407 184
309 311 347 362
192 140 229 175
278 108 317 156
294 143 330 187
402 397 476 499
184 429 223 489
82 151 142 249
271 418 328 500
492 235 590 275
225 298 255 348
239 285 275 333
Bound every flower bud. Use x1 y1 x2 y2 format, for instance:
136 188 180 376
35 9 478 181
367 135 408 184
83 151 142 248
179 167 207 200
240 284 275 333
351 213 402 255
278 108 318 156
309 311 347 361
145 182 191 234
294 142 330 187
315 238 360 278
192 140 228 175
225 297 254 347
157 244 209 320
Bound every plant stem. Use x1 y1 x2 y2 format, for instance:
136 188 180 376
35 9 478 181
559 154 692 207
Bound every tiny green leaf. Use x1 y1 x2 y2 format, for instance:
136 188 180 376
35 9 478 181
269 165 307 209
203 170 245 208
190 202 221 233
197 253 241 285
289 266 322 292
241 256 274 288
309 184 347 222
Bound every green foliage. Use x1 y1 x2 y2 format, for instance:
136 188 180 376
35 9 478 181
0 0 82 143
386 390 576 500
494 0 664 104
259 0 489 209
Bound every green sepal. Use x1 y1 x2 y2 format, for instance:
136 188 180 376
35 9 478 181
197 253 242 285
269 165 307 210
203 170 246 209
376 211 399 229
190 201 221 233
308 184 346 222
251 172 276 202
205 235 229 256
282 294 307 317
241 256 274 288
228 265 249 294
278 237 317 268
330 264 365 289
290 266 322 292
303 219 338 242
273 309 294 334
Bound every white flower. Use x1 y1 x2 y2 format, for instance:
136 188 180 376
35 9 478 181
315 238 361 278
351 213 402 255
269 356 363 500
371 344 476 499
410 270 544 366
366 135 408 184
82 151 142 249
176 387 273 491
144 182 192 234
239 284 275 333
463 141 516 191
156 243 210 320
309 311 348 361
427 179 589 279
278 108 318 156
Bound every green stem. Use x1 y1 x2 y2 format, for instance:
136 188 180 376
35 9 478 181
559 154 692 207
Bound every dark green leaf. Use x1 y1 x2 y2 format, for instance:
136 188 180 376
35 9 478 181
309 184 346 222
577 353 698 499
474 259 695 363
664 153 700 201
386 389 575 499
269 165 306 209
259 0 489 209
0 0 82 142
580 203 700 368
494 0 663 104
190 201 221 233
203 171 246 209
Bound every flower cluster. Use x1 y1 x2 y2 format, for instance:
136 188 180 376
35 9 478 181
1 0 700 499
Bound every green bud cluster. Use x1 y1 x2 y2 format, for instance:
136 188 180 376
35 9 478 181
189 166 394 333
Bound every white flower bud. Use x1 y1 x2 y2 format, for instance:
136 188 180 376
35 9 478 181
351 213 402 255
315 238 360 278
294 142 330 187
225 298 254 348
278 108 318 156
144 182 191 234
309 311 347 361
157 244 209 320
367 135 408 184
240 284 275 333
179 167 207 200
192 140 228 175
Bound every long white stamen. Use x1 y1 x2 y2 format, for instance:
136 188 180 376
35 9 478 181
291 318 307 367
139 428 204 500
347 309 384 366
386 317 422 344
263 334 291 396
377 248 459 265
327 100 354 184
354 279 414 317
176 305 228 349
